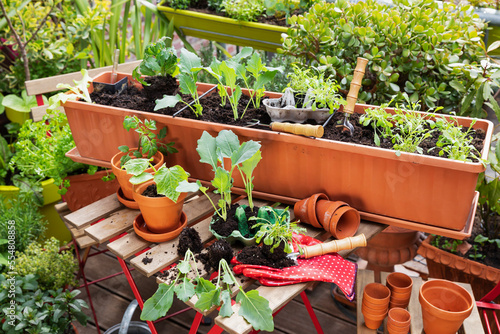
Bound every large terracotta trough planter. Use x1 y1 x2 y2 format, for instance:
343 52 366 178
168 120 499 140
62 72 494 235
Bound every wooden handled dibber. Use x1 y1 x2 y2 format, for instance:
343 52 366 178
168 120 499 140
340 57 369 135
270 122 324 138
298 234 367 259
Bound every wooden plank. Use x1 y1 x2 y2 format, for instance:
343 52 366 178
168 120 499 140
25 60 142 96
214 282 312 334
107 231 150 259
76 235 99 249
65 194 122 230
131 216 215 277
184 192 220 223
84 208 139 244
408 275 423 334
357 269 376 334
457 282 485 334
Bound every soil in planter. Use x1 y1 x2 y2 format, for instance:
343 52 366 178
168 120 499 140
90 77 486 161
236 242 296 269
177 227 203 256
141 184 165 198
211 203 259 238
432 214 500 270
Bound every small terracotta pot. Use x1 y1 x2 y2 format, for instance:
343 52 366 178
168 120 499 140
363 282 391 305
133 180 187 234
111 150 164 201
386 272 413 293
387 307 411 334
419 279 474 334
327 205 361 239
315 200 348 227
362 307 387 330
294 193 329 228
362 302 388 315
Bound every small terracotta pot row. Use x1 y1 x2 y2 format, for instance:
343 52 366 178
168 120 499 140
293 193 360 239
386 272 413 310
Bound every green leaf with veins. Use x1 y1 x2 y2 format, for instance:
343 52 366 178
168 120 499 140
212 167 232 195
197 131 218 171
195 288 221 311
219 289 234 317
174 276 196 302
154 165 190 202
140 283 175 321
236 290 274 331
231 140 261 166
222 271 235 285
195 277 216 297
129 172 154 185
215 129 240 158
177 258 191 274
122 158 150 176
155 95 182 111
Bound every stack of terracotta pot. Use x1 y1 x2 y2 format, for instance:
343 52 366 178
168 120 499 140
294 193 360 239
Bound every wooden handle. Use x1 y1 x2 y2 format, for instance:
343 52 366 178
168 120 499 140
302 234 367 259
270 122 324 138
344 57 369 115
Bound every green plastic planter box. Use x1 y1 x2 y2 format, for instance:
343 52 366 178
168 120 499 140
156 5 288 52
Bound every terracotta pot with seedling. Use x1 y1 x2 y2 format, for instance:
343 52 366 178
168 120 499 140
111 115 177 208
122 157 197 242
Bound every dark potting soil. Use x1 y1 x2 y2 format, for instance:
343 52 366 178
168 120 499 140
236 242 296 269
141 184 165 198
177 227 203 256
433 214 500 271
210 204 259 238
206 239 234 271
89 75 486 160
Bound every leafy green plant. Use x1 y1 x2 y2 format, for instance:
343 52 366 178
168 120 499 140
140 249 274 331
0 194 47 262
132 36 179 86
0 274 89 334
433 117 481 161
47 69 93 111
287 64 344 112
280 0 500 118
1 90 48 115
167 0 191 10
251 206 306 253
119 115 177 167
9 109 93 196
122 159 193 202
0 135 13 185
178 130 261 221
155 48 204 116
221 0 266 22
14 238 78 291
390 109 435 155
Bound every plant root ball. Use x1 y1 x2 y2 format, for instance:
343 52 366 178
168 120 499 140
207 239 234 271
177 227 203 256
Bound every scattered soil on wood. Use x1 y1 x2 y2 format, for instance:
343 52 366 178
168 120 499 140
210 204 259 238
236 242 296 269
433 214 500 270
205 239 234 272
177 227 203 256
89 75 486 161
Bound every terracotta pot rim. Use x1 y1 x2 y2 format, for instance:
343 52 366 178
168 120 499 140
329 205 360 239
111 149 164 173
387 272 413 291
419 279 474 320
363 283 391 304
307 193 329 228
388 307 411 325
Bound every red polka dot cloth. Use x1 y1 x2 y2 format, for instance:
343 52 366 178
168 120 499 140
232 233 357 301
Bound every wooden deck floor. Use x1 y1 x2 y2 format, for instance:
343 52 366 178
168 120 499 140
72 244 359 334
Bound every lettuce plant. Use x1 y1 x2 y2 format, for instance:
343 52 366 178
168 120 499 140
132 37 179 86
140 249 274 331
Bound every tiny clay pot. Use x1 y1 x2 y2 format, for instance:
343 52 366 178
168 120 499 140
387 307 411 334
327 205 361 239
294 193 329 228
363 282 391 306
315 200 348 227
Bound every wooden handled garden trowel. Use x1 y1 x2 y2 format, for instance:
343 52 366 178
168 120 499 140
287 234 366 261
339 57 369 136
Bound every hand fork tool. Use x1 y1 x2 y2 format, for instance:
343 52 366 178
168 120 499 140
246 119 324 138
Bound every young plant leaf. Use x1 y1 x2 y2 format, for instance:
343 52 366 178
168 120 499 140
140 283 175 321
197 131 218 171
174 276 196 302
219 289 234 317
195 288 221 312
215 130 240 158
231 140 261 166
154 94 182 111
122 158 150 176
235 290 274 332
195 277 217 297
212 167 232 195
154 165 190 202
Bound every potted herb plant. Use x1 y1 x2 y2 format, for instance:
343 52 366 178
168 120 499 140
156 0 318 52
1 90 47 125
111 115 177 208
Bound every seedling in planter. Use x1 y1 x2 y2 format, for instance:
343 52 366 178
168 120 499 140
155 48 205 116
178 130 261 220
391 108 435 155
119 115 177 167
251 206 306 253
47 69 93 110
140 249 274 331
132 36 179 86
122 158 193 202
433 117 481 162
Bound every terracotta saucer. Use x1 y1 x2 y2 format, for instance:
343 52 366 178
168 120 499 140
116 187 139 210
133 211 187 243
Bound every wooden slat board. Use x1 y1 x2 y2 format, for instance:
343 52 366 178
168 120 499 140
84 208 139 244
357 270 484 334
65 194 122 230
25 60 142 96
107 231 150 259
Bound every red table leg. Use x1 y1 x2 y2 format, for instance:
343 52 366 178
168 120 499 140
117 257 158 334
300 290 324 334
